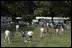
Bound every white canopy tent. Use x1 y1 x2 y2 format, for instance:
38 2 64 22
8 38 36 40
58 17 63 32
36 17 69 23
36 17 52 19
16 17 22 19
36 17 69 20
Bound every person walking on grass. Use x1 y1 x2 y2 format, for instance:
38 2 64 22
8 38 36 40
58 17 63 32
40 26 45 37
27 31 33 43
20 31 28 42
4 29 11 44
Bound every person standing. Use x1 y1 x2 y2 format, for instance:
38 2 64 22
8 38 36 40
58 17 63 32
40 26 45 37
16 24 19 32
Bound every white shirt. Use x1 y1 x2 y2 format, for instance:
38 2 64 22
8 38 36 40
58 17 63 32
27 31 33 36
5 30 10 36
40 28 44 32
16 25 19 28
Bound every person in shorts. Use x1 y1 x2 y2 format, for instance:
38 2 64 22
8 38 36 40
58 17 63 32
20 31 27 42
27 31 33 43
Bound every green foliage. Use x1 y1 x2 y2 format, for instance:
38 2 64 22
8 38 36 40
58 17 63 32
1 1 71 21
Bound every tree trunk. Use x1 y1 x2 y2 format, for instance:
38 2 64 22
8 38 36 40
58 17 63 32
49 8 54 23
52 16 53 23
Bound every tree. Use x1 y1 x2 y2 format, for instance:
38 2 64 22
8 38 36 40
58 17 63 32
1 1 36 22
1 1 71 22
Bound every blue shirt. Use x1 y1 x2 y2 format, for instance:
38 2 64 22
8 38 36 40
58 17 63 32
20 31 26 36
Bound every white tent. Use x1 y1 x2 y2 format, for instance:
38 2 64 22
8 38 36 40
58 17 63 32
36 17 69 20
16 17 22 19
36 17 52 19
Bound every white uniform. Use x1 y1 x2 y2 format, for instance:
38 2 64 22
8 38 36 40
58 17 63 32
40 28 44 37
27 31 33 36
40 28 44 33
4 30 10 44
5 30 10 37
16 25 19 31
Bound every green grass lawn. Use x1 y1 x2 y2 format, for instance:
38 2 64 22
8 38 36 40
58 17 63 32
1 26 71 47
